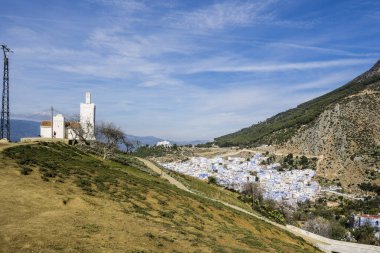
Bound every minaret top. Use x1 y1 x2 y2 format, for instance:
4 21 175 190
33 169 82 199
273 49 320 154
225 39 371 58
85 92 91 104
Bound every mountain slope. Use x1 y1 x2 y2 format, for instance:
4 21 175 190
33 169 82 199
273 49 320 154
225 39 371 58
214 61 380 190
215 60 380 147
284 81 380 189
0 142 320 252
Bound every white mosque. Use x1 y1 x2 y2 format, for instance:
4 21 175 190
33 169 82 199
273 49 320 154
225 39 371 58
40 92 96 141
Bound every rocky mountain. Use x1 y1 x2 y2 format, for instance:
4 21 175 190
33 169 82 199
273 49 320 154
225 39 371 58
215 60 380 191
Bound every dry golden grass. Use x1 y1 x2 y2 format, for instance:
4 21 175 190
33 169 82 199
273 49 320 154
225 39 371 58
0 143 321 253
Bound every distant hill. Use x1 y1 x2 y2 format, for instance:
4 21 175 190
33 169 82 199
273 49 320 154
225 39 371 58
10 119 40 142
9 119 208 146
215 60 380 190
173 140 210 146
126 135 164 146
9 120 165 145
126 135 208 146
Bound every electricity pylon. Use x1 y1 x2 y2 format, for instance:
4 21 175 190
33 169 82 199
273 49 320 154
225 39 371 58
1 45 12 141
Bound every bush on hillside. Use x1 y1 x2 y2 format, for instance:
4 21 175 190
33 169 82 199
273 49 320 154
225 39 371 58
20 167 33 175
207 176 217 184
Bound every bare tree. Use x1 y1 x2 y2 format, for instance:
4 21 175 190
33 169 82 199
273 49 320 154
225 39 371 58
241 182 263 206
303 217 332 237
66 114 93 145
96 122 125 159
276 200 295 223
121 135 135 153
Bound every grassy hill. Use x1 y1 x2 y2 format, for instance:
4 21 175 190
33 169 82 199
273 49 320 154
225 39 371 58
215 60 380 147
0 142 321 252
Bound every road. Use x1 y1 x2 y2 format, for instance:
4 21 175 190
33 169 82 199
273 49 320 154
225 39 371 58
321 189 364 201
138 157 380 253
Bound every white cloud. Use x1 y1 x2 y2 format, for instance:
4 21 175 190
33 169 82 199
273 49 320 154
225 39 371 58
88 27 198 57
268 42 379 57
92 0 147 12
168 1 274 31
186 58 375 73
290 71 353 91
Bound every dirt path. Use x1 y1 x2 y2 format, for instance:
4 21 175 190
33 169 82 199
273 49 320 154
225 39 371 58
136 157 190 192
219 148 255 158
138 157 380 253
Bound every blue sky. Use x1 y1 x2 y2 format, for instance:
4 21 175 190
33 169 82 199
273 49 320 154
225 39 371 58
1 0 379 141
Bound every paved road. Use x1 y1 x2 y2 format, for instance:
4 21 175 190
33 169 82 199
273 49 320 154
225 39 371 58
138 157 380 253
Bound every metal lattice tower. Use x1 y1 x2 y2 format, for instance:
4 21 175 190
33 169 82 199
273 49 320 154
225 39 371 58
1 45 11 141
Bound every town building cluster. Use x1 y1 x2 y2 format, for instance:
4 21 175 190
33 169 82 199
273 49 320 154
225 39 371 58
159 153 320 205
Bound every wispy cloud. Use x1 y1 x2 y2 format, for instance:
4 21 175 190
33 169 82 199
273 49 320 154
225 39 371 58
268 42 379 57
289 71 354 91
168 1 274 31
92 0 147 12
88 27 198 57
186 58 375 73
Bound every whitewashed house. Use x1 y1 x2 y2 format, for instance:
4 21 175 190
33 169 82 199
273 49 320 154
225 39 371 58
156 140 172 147
353 214 380 231
40 92 96 141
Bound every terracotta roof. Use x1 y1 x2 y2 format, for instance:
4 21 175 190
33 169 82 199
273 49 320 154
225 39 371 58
65 121 80 128
40 121 52 127
357 214 380 219
41 121 81 128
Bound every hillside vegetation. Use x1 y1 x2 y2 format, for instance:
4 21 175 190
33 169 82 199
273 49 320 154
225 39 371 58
215 60 380 147
0 142 321 252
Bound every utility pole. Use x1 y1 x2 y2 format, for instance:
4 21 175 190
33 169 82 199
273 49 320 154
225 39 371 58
1 45 12 141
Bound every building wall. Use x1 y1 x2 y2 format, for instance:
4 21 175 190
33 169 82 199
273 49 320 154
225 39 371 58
354 215 380 230
66 128 77 140
40 126 51 138
157 141 171 147
53 114 65 139
80 103 96 140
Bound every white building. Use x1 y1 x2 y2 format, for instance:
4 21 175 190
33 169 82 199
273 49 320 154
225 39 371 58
40 92 96 141
80 92 96 140
156 140 172 147
353 214 380 231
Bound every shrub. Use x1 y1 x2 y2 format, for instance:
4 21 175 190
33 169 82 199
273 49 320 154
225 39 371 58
303 217 332 237
352 224 378 245
159 210 175 218
331 221 347 240
20 167 33 175
207 176 217 184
